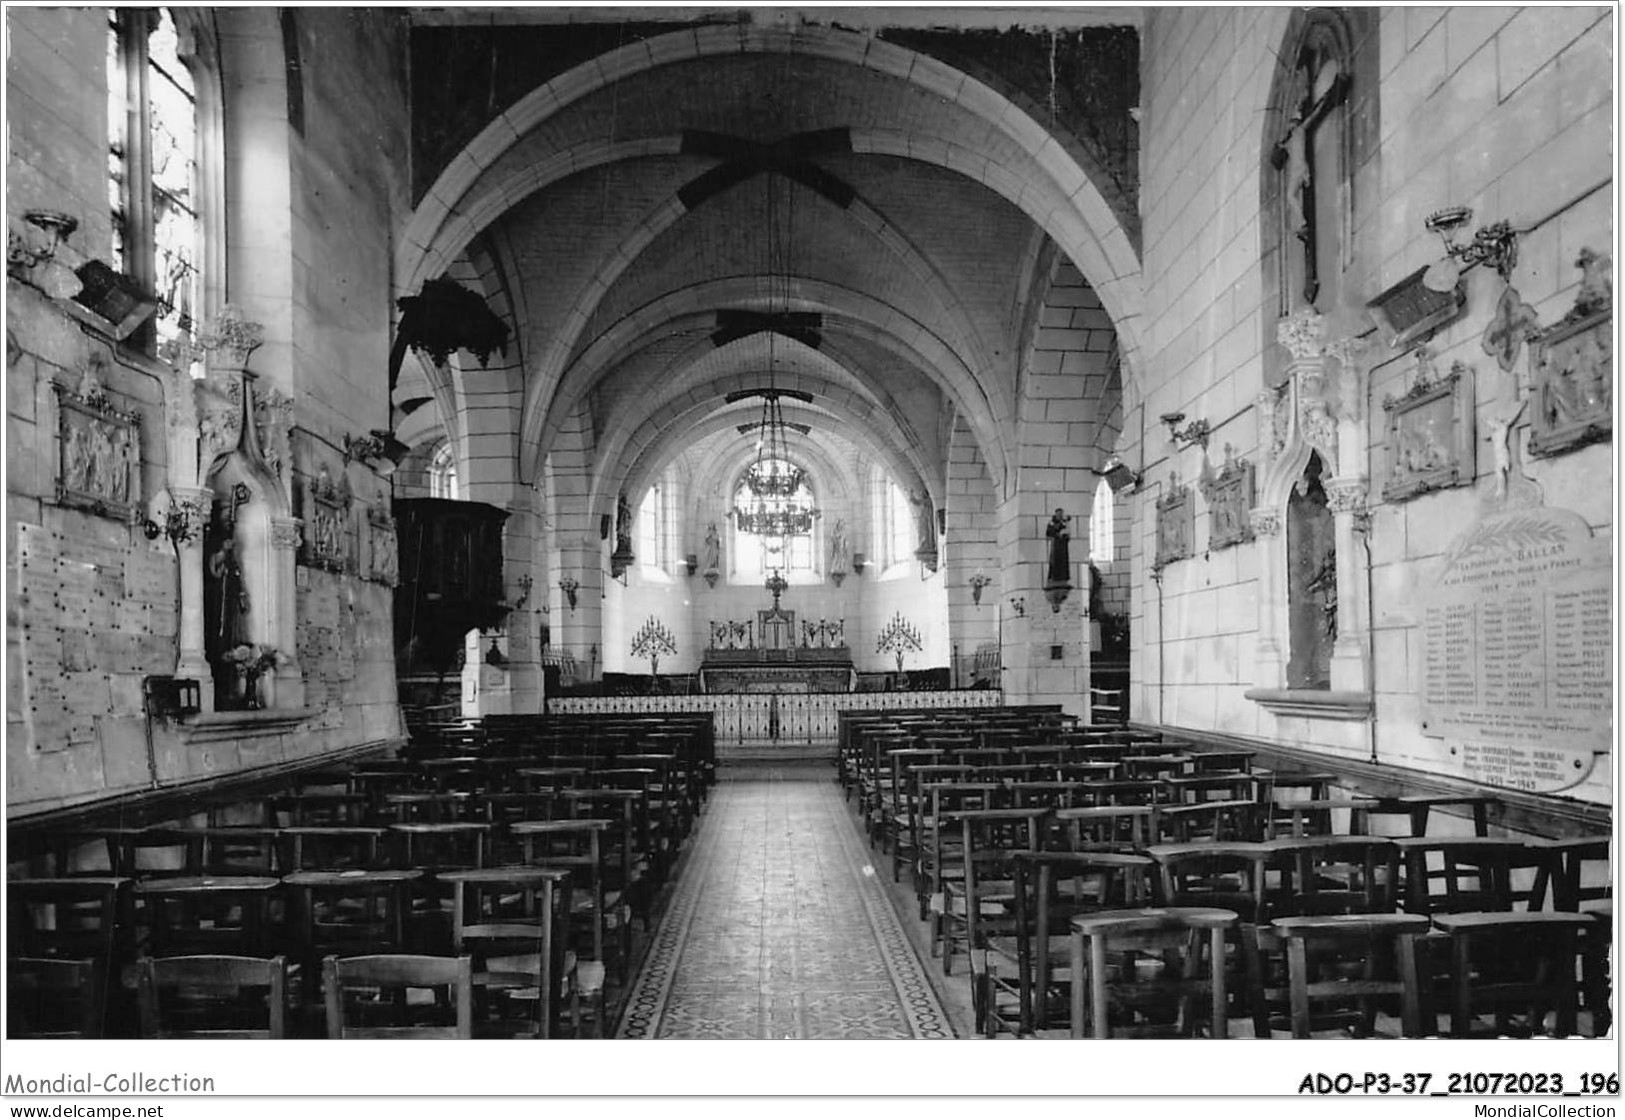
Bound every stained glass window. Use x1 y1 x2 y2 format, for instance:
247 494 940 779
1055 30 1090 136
107 9 199 351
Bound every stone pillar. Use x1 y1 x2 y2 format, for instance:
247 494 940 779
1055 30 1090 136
1325 477 1371 692
267 515 305 708
170 486 214 707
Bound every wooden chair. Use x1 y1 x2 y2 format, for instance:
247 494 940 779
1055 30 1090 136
281 868 422 1004
8 957 105 1038
1157 800 1262 844
918 782 1003 937
1394 837 1561 915
323 954 474 1039
441 867 570 1039
1068 907 1238 1038
133 875 281 957
1055 804 1159 853
8 877 134 962
1261 914 1430 1037
985 850 1154 1035
944 807 1047 981
511 819 618 982
280 826 389 872
135 954 288 1039
1429 912 1595 1037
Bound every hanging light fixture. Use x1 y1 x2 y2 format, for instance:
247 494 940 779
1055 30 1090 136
731 155 818 541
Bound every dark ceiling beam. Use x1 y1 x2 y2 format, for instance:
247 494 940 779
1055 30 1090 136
677 128 856 211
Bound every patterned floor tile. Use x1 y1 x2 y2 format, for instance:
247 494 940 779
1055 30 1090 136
615 772 953 1039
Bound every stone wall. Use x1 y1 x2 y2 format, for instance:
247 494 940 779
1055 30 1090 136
5 9 412 815
1134 6 1613 802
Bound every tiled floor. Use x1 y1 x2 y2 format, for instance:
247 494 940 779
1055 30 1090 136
616 764 956 1039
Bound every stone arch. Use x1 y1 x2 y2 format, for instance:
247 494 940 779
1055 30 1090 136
533 277 1006 492
397 22 1145 462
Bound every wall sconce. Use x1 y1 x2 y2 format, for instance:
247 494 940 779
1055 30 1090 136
8 210 82 299
1161 411 1210 451
343 429 410 476
1094 456 1141 493
143 505 199 545
1422 206 1519 292
684 553 698 577
1008 596 1026 618
851 552 866 575
968 572 992 606
510 574 533 611
559 577 579 610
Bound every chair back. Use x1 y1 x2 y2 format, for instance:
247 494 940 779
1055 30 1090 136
136 954 288 1039
9 957 105 1038
323 954 474 1039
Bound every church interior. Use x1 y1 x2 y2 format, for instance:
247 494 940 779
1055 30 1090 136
4 5 1615 1056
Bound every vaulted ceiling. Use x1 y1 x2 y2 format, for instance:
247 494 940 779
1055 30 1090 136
395 8 1141 513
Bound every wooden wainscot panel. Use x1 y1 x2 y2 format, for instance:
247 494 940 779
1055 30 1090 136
1382 351 1476 502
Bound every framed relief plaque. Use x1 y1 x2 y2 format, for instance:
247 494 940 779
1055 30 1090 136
53 363 142 523
1382 360 1476 502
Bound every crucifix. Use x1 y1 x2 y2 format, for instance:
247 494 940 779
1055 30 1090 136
1271 50 1348 309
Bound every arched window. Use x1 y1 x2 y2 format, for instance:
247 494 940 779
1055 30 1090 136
732 459 816 579
638 483 670 573
1089 477 1115 566
108 8 203 353
428 442 458 499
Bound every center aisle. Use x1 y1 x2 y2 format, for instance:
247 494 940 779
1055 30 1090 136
616 765 955 1039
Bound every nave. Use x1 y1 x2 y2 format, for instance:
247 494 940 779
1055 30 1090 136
9 706 1611 1043
618 764 954 1039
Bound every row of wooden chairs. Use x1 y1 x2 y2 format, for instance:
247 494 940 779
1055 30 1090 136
14 953 483 1039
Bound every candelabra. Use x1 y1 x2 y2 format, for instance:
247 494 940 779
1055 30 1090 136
874 611 922 674
559 577 579 610
630 616 678 677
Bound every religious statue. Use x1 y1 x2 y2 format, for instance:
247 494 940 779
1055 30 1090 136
206 534 250 649
908 489 935 550
616 491 633 554
1488 400 1526 500
701 521 721 573
1045 508 1072 586
828 517 849 576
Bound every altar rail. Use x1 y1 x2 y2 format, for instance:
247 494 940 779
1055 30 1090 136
548 689 1005 747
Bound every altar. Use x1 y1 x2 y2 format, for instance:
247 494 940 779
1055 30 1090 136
701 608 855 693
698 647 856 694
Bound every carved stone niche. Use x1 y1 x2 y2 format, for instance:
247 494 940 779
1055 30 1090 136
1200 450 1256 551
1529 250 1612 459
53 355 142 523
299 465 350 573
1154 476 1195 569
1382 357 1477 503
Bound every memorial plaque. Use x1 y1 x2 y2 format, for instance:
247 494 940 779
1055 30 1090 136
1421 503 1611 792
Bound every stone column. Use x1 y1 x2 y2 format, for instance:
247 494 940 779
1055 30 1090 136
170 485 214 710
267 516 305 708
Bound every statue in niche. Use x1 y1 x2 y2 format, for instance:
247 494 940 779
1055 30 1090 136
1045 508 1072 586
1286 453 1336 690
207 535 250 648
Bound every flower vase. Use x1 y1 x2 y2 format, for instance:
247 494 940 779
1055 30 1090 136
231 668 249 706
244 670 263 709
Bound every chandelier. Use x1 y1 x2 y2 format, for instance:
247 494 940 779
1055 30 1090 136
733 390 819 537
